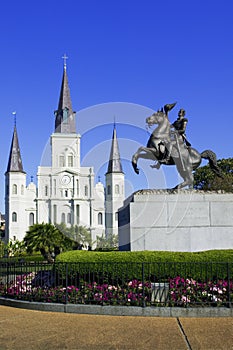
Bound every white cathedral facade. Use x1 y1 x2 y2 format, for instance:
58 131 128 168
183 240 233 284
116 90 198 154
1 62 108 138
4 63 125 245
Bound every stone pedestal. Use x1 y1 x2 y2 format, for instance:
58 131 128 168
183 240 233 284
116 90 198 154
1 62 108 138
118 190 233 252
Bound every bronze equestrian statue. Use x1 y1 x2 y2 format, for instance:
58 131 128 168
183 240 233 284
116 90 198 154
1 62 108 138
132 104 222 189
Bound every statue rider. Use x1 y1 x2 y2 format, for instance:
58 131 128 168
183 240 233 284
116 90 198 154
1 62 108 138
156 108 191 166
172 109 191 147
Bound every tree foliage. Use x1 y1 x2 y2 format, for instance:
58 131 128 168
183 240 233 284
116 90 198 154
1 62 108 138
0 240 5 258
24 223 76 262
56 223 92 249
6 239 26 257
194 158 233 192
96 233 119 251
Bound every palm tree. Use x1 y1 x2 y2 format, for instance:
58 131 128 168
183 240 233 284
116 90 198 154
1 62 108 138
24 223 71 263
73 225 92 249
96 233 118 251
56 223 92 250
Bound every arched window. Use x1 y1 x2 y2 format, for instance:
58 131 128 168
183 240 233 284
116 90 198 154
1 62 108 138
68 155 73 167
21 185 24 195
53 205 57 224
45 185 48 196
12 212 17 222
107 185 111 195
76 179 79 196
115 184 120 194
53 179 56 195
12 184 17 195
76 205 80 225
61 213 66 223
59 155 65 167
63 108 68 123
67 213 71 224
29 213 34 226
84 185 88 196
98 212 103 225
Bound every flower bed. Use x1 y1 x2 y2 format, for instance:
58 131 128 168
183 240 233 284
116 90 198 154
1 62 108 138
1 272 232 307
0 275 151 306
169 276 232 306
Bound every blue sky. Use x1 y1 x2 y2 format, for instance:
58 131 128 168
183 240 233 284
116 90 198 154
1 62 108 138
0 1 232 212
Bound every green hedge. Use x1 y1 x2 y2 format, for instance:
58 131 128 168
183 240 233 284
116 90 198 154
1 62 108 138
55 250 233 282
56 249 233 263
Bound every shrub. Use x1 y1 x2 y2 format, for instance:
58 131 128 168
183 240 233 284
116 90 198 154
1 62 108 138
56 250 233 264
55 250 233 282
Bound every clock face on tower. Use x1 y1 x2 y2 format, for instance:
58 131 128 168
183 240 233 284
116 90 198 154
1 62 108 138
61 174 71 185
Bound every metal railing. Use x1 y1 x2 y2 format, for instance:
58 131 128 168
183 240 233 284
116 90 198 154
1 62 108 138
0 261 232 308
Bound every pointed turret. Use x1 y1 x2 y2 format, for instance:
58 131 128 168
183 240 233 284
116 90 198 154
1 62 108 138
106 126 123 174
105 124 125 236
54 59 76 133
6 125 25 173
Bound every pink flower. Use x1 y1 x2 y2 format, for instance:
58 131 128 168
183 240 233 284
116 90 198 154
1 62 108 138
181 295 190 303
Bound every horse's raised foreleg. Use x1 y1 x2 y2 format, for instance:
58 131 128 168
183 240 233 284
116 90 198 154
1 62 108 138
132 146 144 174
132 147 158 174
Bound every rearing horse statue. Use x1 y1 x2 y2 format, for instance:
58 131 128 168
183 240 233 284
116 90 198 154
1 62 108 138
132 110 222 189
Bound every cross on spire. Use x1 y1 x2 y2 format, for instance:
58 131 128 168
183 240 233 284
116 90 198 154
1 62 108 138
62 54 68 68
12 111 17 127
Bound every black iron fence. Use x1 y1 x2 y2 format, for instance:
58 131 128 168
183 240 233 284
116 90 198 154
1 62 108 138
0 261 232 307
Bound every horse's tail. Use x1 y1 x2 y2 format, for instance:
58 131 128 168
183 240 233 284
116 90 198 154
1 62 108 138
201 150 223 178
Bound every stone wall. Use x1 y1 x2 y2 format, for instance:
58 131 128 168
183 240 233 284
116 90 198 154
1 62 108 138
118 190 233 252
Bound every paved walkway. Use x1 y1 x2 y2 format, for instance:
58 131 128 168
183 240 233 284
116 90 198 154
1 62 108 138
0 306 233 349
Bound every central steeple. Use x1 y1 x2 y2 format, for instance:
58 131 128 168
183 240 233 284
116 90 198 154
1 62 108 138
54 56 76 133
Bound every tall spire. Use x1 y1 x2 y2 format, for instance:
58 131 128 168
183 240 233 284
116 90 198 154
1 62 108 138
54 55 76 133
106 125 123 174
6 125 25 173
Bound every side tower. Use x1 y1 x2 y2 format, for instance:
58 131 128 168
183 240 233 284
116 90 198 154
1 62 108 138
105 125 125 236
5 123 37 243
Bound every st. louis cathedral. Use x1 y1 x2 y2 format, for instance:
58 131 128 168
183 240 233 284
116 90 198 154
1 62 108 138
4 61 125 245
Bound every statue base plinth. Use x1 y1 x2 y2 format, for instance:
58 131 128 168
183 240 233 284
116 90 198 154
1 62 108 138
118 190 233 252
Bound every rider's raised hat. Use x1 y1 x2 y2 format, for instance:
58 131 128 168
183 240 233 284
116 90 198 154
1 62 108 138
164 102 176 115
